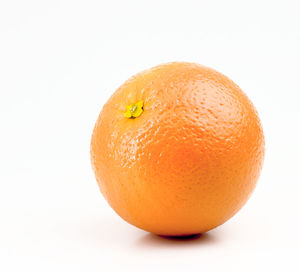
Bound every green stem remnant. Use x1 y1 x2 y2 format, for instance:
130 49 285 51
124 101 144 118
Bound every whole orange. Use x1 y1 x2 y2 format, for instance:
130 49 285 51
91 62 265 236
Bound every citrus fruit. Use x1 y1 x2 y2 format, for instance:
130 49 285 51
90 62 265 236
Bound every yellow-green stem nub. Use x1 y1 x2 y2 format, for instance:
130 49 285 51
124 101 144 118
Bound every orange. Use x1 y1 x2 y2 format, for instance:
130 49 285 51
90 62 265 236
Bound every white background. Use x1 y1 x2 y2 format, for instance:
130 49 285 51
1 0 300 271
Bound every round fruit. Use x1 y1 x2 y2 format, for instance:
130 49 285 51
90 62 265 236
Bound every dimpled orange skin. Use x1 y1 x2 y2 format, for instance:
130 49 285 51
91 62 265 236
